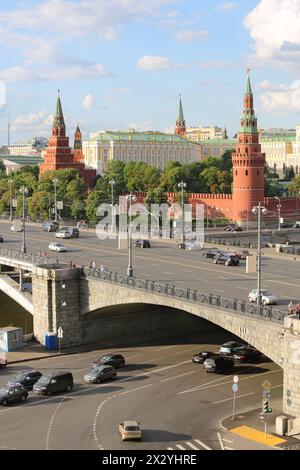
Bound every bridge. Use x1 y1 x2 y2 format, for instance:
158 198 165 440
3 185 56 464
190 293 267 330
1 247 300 427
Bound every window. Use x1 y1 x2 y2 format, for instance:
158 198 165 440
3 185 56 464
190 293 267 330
12 331 19 343
257 170 260 175
245 170 248 176
235 171 238 176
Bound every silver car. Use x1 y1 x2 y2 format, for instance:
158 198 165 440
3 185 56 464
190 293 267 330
248 289 278 305
84 365 116 384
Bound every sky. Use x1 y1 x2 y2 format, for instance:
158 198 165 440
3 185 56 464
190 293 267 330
1 0 300 144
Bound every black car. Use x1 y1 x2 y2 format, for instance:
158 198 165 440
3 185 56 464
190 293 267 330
7 370 42 390
232 346 262 363
203 249 222 259
231 227 243 232
42 221 59 232
224 224 236 231
0 234 4 243
203 356 234 373
133 240 150 248
219 341 246 356
92 353 125 369
213 254 239 266
0 385 28 406
192 351 214 364
33 371 73 395
68 227 79 238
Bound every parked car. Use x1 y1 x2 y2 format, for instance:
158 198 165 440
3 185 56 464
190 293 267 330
232 346 262 363
0 385 28 406
92 353 125 369
0 234 4 243
234 250 250 260
192 351 214 364
178 242 203 250
203 356 234 373
10 221 23 232
219 341 246 356
7 370 42 390
84 365 116 384
133 239 151 248
48 242 67 252
248 289 278 305
203 249 222 259
33 371 73 395
213 254 240 266
42 221 59 232
0 358 7 369
119 420 142 441
55 230 71 239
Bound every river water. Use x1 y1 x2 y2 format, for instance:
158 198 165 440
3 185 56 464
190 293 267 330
0 291 33 334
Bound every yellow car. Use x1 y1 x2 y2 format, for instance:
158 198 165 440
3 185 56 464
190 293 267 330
118 420 142 441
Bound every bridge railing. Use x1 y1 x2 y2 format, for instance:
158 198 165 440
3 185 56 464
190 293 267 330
82 267 286 324
0 248 56 266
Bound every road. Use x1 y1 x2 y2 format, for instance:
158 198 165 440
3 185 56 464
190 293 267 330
0 221 299 306
0 328 282 450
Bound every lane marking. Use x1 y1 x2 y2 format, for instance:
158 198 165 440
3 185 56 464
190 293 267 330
46 397 65 450
118 384 153 396
160 371 195 383
223 438 234 444
182 269 193 273
212 392 255 404
167 447 173 450
153 345 176 352
185 442 199 450
217 432 224 451
176 444 186 450
194 439 212 450
225 446 234 450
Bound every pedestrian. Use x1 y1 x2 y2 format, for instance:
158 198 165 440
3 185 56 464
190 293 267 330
288 301 293 316
296 304 300 320
89 261 93 269
92 260 96 270
69 261 73 269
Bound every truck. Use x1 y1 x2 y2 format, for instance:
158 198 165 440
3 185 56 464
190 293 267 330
10 220 23 232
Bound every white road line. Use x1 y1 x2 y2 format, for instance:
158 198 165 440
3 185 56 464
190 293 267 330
271 384 283 390
176 444 186 450
163 272 173 275
167 447 174 450
118 384 153 396
45 397 65 450
267 279 300 288
194 439 212 451
225 446 234 450
160 371 195 383
223 439 234 444
235 286 249 290
153 345 176 352
185 442 199 450
143 356 163 364
182 269 193 273
173 346 204 356
217 432 224 451
212 392 255 404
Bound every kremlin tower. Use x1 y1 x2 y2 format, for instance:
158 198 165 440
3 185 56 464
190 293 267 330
40 92 96 187
231 71 265 224
175 95 186 136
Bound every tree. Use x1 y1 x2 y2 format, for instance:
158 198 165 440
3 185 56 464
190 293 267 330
144 187 167 209
27 191 51 220
288 175 300 195
160 161 187 192
124 162 161 192
86 189 109 224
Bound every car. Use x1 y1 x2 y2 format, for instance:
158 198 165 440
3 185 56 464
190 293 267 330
0 234 4 243
67 227 79 238
213 254 239 266
84 365 117 384
92 353 125 369
203 356 234 373
0 385 28 406
224 224 236 231
118 421 142 441
232 346 262 363
0 358 7 369
178 242 203 250
230 226 243 232
192 351 214 364
55 230 71 239
234 250 250 260
133 239 151 248
203 249 222 259
293 222 300 229
33 371 73 395
48 242 67 252
219 341 246 356
7 370 42 390
248 289 278 305
10 222 23 232
42 221 59 232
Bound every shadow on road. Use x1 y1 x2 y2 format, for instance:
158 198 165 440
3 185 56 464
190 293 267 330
141 430 191 443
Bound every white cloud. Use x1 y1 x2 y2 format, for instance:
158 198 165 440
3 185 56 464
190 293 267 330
137 55 181 70
11 110 53 133
83 94 94 109
260 80 300 112
258 80 289 91
244 0 300 67
0 64 108 82
174 30 208 42
215 2 239 11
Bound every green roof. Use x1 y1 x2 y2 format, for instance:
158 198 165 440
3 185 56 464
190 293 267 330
200 139 237 145
0 155 43 165
89 131 200 145
260 135 295 143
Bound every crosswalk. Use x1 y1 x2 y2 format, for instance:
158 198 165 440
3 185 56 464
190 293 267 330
166 435 235 451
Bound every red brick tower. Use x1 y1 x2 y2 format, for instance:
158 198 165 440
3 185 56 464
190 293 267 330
232 71 265 224
40 90 74 172
175 94 186 136
73 125 83 163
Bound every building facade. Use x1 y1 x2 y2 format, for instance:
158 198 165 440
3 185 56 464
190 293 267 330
9 137 48 156
83 130 202 175
186 126 226 142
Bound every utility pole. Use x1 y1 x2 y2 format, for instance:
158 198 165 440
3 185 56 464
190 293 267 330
53 178 58 222
178 181 187 242
109 179 115 234
127 192 136 277
20 186 28 254
8 179 13 222
252 202 268 311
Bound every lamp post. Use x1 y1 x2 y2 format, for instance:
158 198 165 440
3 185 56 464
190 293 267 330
275 196 282 231
252 202 268 310
20 186 28 254
109 179 115 234
178 181 187 242
127 191 136 277
8 179 13 222
52 178 58 222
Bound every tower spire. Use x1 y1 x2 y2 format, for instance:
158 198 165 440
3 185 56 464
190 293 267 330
240 69 257 134
175 94 186 136
53 90 65 129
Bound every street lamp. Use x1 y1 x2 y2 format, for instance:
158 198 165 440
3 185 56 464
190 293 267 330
52 178 58 222
19 186 28 254
275 196 282 231
178 181 187 242
8 179 13 222
109 179 115 234
252 202 268 310
127 191 137 277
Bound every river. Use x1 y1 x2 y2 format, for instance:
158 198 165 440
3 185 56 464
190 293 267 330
0 291 33 334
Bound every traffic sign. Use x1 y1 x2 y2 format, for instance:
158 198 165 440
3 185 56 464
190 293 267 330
262 380 271 390
57 327 64 339
232 383 239 393
263 390 271 398
233 375 239 383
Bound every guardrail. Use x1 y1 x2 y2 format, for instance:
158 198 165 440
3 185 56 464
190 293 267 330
82 267 286 324
0 248 57 266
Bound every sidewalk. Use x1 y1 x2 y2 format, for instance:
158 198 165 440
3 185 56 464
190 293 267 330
221 406 300 450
